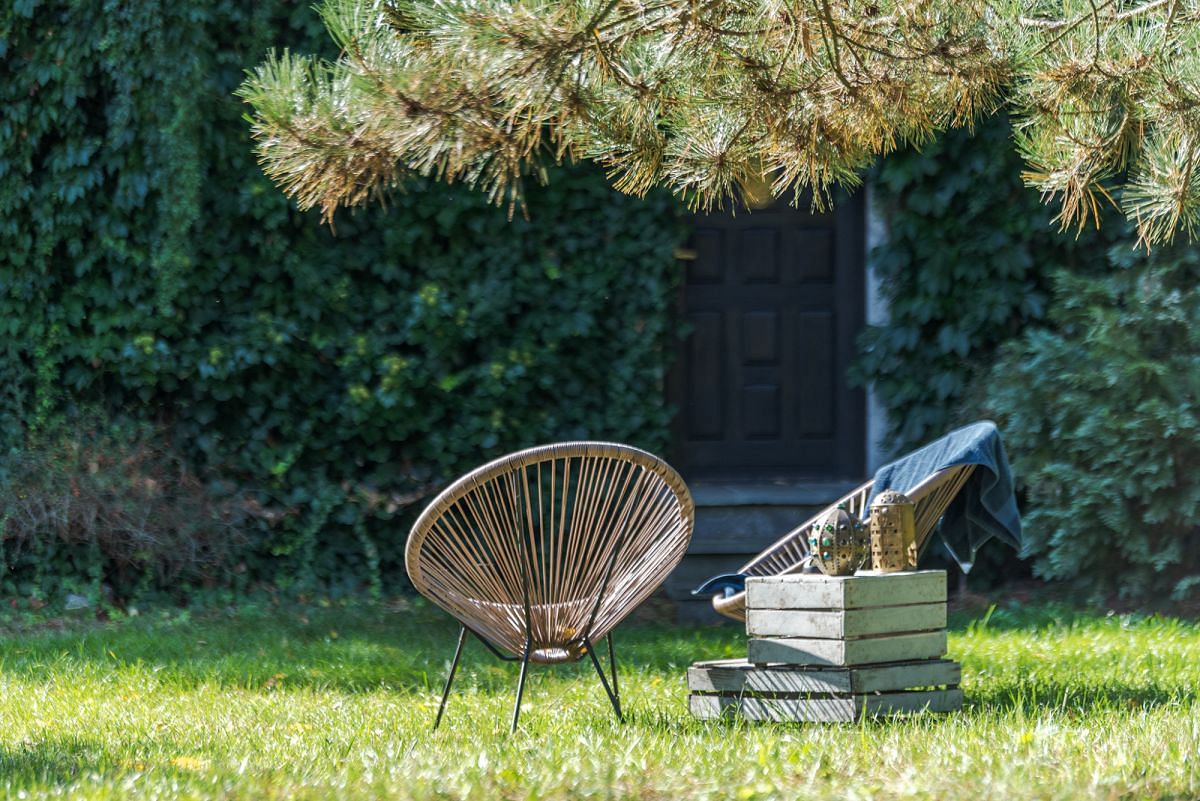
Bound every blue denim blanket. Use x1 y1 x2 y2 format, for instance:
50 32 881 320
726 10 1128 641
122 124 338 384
870 420 1022 565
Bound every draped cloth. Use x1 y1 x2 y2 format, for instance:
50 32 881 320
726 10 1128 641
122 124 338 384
870 420 1022 567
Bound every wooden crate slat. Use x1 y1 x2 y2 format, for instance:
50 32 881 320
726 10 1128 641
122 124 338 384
690 692 858 722
851 660 960 693
862 688 963 716
688 663 852 694
746 603 946 639
689 689 963 722
687 658 961 695
745 570 946 611
747 630 947 666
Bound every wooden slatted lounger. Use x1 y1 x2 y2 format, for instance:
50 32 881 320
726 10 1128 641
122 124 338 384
709 464 977 622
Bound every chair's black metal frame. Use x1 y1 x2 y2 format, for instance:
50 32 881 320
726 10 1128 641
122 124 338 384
433 529 628 733
434 626 622 734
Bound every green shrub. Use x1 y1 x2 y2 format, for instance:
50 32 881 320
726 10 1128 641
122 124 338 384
0 416 257 604
853 116 1097 450
855 114 1200 598
985 243 1200 601
0 0 685 598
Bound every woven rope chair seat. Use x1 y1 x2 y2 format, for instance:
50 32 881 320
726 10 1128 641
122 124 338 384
407 442 695 661
431 594 638 663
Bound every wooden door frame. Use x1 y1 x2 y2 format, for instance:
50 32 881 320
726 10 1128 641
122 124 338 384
667 190 867 482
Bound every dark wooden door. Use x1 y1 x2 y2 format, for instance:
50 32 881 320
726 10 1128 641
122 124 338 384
670 191 866 480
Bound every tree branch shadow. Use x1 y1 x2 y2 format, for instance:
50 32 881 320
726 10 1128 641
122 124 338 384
965 679 1194 715
0 733 218 787
0 606 733 697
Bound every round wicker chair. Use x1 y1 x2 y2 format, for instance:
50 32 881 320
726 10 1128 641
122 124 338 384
407 441 694 731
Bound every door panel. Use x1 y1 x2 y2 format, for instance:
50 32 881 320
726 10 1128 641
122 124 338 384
670 192 866 480
796 310 835 437
685 311 724 439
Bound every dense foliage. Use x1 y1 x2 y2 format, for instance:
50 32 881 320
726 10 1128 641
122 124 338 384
986 245 1200 601
0 419 255 602
852 117 1092 450
860 117 1200 600
0 0 684 602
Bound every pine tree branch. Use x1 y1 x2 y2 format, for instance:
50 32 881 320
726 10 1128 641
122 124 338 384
238 0 1200 246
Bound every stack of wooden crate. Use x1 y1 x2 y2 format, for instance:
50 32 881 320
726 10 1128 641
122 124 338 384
688 570 962 722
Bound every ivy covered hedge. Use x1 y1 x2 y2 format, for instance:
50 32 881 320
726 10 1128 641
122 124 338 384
0 0 684 601
852 118 1098 451
859 116 1200 601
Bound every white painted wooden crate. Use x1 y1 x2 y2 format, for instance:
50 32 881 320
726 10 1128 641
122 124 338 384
745 570 948 667
687 658 963 722
686 570 963 722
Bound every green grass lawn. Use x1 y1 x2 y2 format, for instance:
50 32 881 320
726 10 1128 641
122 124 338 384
0 598 1197 800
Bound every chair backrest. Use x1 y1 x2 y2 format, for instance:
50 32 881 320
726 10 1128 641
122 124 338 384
711 464 977 621
739 464 977 579
407 442 694 663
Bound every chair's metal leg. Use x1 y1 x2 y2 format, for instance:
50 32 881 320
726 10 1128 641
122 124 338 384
511 638 532 734
607 631 620 705
584 636 623 722
434 626 469 731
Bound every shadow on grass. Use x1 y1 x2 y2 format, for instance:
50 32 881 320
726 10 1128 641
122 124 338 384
966 680 1195 715
0 734 204 786
0 733 253 788
1 603 1193 721
0 604 463 694
0 605 739 697
0 736 102 786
